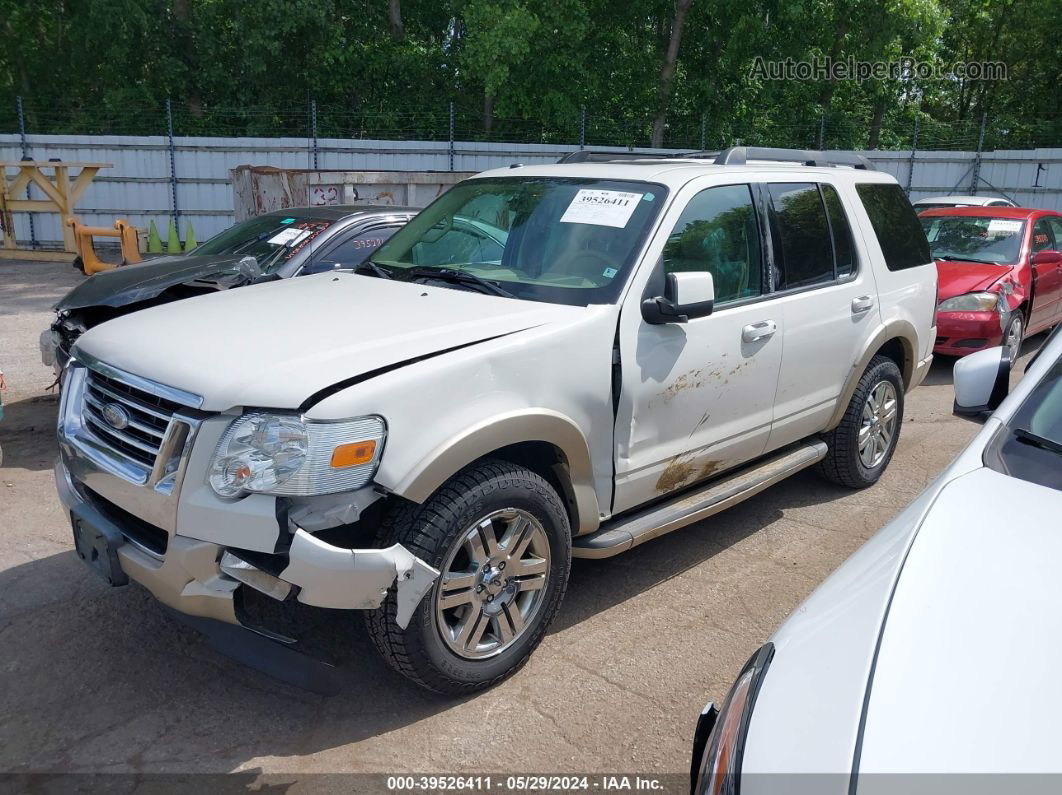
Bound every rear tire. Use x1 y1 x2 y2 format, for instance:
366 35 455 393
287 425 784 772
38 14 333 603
365 458 571 694
816 355 904 489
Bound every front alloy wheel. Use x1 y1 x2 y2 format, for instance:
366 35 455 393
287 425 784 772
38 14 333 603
436 509 550 659
365 458 571 694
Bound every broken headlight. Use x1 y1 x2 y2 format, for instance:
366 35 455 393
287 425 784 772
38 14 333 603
937 291 1000 312
209 413 385 497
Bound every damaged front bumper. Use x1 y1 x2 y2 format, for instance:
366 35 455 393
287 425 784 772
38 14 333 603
55 457 439 631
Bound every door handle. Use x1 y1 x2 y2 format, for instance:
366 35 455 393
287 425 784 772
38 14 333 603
742 320 777 343
851 295 874 314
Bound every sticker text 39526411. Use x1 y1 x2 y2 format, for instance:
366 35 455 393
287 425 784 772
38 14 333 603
560 189 642 228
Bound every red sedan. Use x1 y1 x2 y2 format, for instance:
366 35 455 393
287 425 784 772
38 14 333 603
920 206 1062 357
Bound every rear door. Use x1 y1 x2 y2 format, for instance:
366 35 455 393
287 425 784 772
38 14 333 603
763 180 880 450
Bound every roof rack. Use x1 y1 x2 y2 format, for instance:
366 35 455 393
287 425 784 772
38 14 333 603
713 147 876 171
557 150 672 164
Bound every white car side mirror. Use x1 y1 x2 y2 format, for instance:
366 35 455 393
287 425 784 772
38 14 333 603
642 270 715 324
953 346 1011 419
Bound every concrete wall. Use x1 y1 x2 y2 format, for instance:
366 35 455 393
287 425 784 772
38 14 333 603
2 133 1059 247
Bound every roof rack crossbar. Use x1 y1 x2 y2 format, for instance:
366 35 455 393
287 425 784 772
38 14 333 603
713 147 876 171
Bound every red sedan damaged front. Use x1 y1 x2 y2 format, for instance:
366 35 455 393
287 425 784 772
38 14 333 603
920 207 1062 358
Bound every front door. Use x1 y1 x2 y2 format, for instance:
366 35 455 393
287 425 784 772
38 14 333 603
1030 217 1062 331
613 183 783 514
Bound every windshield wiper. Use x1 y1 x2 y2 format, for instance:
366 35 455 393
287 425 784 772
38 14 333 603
355 260 394 279
408 267 515 298
1014 428 1062 457
936 255 1001 265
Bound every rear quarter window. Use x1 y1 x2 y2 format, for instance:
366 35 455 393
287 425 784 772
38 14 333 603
856 183 931 271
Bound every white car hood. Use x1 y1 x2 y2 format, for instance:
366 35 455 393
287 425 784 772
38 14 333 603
858 465 1062 779
74 273 580 411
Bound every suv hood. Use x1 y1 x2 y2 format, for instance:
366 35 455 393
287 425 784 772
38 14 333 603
56 255 265 312
73 273 581 411
934 259 1010 299
857 466 1062 774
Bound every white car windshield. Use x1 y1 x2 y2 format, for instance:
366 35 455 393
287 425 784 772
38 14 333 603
369 177 668 306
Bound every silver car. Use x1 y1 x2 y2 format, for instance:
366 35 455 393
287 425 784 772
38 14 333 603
692 324 1062 794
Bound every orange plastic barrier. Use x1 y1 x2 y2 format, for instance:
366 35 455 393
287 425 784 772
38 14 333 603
66 217 142 275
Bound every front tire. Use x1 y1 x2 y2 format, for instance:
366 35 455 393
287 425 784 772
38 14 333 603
816 355 904 489
365 459 571 694
1003 309 1024 361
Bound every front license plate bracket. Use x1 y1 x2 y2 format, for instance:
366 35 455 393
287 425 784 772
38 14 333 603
71 511 129 587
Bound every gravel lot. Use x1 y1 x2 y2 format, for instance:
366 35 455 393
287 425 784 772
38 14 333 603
0 259 1042 780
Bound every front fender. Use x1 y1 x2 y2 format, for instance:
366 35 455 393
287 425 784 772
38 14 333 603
389 409 601 536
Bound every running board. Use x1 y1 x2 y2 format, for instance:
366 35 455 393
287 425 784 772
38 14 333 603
573 441 828 559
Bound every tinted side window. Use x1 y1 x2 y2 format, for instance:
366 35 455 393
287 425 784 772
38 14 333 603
325 225 402 267
662 184 762 304
1032 219 1054 252
821 184 856 277
767 183 833 289
856 183 931 270
1047 218 1062 250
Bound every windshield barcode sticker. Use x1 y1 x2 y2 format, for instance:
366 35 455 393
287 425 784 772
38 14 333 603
987 219 1022 234
267 227 312 246
560 189 642 228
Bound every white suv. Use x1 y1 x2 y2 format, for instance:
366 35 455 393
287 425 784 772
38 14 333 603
55 148 937 694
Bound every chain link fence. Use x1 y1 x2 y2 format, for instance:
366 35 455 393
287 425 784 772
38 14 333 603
2 96 1060 153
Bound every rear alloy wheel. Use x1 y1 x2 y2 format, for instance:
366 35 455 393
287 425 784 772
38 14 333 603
1003 310 1024 361
858 381 899 469
816 355 904 488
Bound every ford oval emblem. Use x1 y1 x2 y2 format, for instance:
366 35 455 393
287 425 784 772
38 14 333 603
101 403 131 430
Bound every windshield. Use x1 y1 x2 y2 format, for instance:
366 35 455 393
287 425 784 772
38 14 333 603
920 215 1025 265
370 177 668 305
191 213 334 271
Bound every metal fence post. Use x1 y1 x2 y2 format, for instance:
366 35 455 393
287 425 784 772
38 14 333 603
700 114 706 151
816 113 826 150
448 102 455 172
166 98 180 237
580 106 586 149
970 113 987 193
16 95 37 248
311 98 319 169
905 116 920 196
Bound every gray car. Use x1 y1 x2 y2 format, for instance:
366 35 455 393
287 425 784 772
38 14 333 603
41 205 419 375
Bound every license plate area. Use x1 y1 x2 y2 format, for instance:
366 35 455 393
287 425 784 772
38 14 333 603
72 512 129 587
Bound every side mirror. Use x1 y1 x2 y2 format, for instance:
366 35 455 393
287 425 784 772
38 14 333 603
642 271 715 324
953 346 1011 420
301 260 343 275
237 256 262 280
1031 250 1062 266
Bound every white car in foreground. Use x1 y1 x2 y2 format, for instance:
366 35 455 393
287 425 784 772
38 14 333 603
693 325 1062 794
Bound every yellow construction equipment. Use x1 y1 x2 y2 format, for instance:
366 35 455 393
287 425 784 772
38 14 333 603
66 217 142 275
0 160 112 260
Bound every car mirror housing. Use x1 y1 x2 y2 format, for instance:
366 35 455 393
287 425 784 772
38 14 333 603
1031 250 1062 266
954 346 1011 420
642 271 715 324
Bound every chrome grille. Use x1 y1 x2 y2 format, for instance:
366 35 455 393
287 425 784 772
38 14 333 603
81 370 186 469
